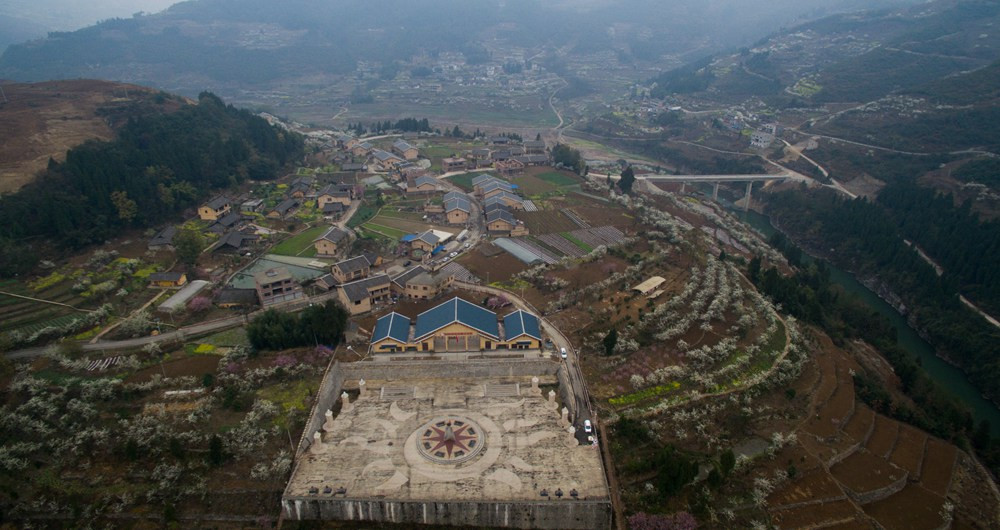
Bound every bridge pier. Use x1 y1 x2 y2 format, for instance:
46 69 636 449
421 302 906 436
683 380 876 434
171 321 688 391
744 181 753 212
680 182 686 194
712 182 720 201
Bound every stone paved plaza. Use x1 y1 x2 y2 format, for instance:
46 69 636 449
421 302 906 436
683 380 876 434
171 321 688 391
285 375 608 505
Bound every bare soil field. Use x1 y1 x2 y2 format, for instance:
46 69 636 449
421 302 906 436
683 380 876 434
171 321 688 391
863 484 946 530
841 404 875 443
771 499 862 529
866 414 901 458
0 80 170 193
127 354 221 383
768 468 846 507
456 249 527 284
830 449 906 495
919 437 957 496
517 210 580 234
888 425 927 477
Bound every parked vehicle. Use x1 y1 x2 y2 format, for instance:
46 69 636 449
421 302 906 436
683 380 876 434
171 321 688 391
584 420 592 433
560 347 567 359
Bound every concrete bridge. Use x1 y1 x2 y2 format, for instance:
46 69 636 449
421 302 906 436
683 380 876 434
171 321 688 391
638 174 792 210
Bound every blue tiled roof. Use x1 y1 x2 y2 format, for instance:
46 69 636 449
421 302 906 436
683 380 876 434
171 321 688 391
400 234 417 242
372 312 411 344
414 297 499 340
503 310 541 341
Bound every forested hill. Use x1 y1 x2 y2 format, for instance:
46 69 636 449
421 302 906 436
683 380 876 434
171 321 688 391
0 92 303 267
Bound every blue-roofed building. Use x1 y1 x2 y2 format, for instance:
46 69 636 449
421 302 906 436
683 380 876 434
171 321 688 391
414 297 499 351
400 234 417 243
503 310 542 349
371 312 412 352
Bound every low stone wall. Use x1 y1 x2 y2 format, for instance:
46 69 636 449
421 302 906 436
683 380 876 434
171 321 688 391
846 472 909 505
294 360 346 458
282 497 613 530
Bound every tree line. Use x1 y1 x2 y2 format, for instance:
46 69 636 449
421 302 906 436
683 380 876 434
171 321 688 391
762 188 1000 460
0 92 303 273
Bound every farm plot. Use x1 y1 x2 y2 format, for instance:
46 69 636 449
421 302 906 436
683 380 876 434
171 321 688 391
829 449 907 497
364 214 456 237
270 226 327 256
567 226 626 248
561 209 590 228
537 234 588 258
889 425 927 477
918 438 957 496
517 210 579 234
864 484 947 530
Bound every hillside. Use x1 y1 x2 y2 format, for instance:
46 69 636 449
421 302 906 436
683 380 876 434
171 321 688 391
0 0 915 122
652 0 1000 106
0 79 178 193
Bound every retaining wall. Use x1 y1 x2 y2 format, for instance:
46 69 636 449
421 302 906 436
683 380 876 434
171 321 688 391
282 497 612 530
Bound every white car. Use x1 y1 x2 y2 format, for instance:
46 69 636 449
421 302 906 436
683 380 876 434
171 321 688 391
449 251 458 258
463 242 471 249
560 347 567 359
441 256 451 262
583 420 593 433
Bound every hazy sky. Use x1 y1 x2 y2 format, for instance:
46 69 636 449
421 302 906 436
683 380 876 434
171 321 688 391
1 0 178 31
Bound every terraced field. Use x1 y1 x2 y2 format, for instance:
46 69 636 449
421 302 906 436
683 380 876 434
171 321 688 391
0 279 88 335
496 226 627 264
766 336 971 529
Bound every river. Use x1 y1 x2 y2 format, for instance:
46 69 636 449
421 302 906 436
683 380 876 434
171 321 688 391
736 208 1000 433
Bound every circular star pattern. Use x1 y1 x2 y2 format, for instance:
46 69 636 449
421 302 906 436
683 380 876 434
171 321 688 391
416 417 485 465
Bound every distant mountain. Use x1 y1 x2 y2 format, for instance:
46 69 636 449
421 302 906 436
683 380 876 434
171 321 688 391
0 0 915 95
652 0 1000 105
0 14 48 55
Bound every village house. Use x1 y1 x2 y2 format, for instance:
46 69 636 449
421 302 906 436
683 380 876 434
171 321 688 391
442 157 467 172
241 199 265 214
514 154 548 167
317 184 353 209
215 288 258 309
207 211 244 234
406 175 438 196
523 140 546 155
313 226 350 258
288 177 314 199
254 267 305 307
409 230 440 256
198 195 232 221
392 140 419 160
148 271 187 289
321 202 345 220
484 191 524 210
480 179 515 200
340 162 366 172
445 196 471 225
495 158 526 176
372 149 405 171
213 231 259 253
147 226 177 251
751 130 775 149
331 255 371 284
352 141 373 157
337 134 358 150
391 265 455 300
369 297 542 354
337 274 391 315
469 148 492 167
267 198 300 219
486 209 520 234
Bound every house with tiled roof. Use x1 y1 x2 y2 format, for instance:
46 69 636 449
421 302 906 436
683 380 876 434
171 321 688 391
410 230 440 256
484 191 524 210
198 195 232 221
392 140 419 160
445 196 471 225
266 198 300 219
331 255 372 284
337 274 391 315
352 141 374 157
367 298 544 354
318 184 353 209
370 312 412 353
406 175 438 195
313 226 350 258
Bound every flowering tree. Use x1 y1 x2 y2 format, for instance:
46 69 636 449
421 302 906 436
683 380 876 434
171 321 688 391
187 296 212 313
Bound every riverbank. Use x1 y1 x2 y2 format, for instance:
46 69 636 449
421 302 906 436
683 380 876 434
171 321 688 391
735 206 1000 433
